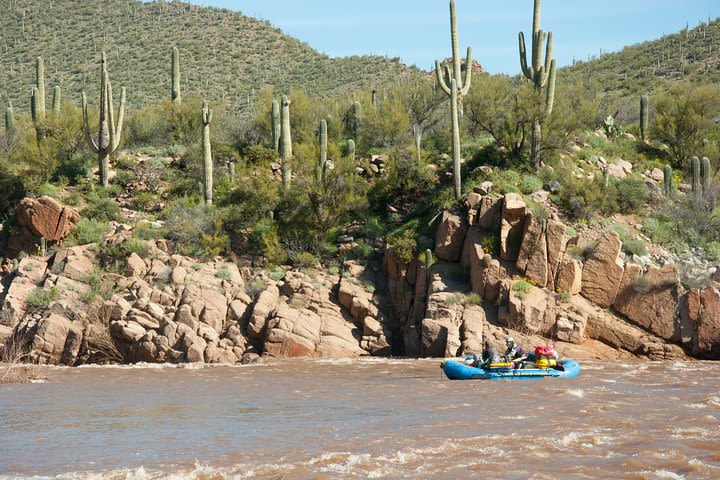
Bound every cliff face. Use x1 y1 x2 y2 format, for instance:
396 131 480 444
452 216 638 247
384 191 720 361
1 191 719 366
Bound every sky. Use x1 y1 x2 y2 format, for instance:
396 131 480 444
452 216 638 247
178 0 717 74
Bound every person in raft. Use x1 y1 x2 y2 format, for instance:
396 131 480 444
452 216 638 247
480 340 499 367
503 337 524 367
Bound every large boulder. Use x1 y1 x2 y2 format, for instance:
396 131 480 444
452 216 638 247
434 211 467 262
506 282 549 334
29 313 84 365
460 226 483 273
16 196 80 243
545 220 567 291
556 256 583 295
477 195 502 231
581 232 624 308
263 304 321 357
516 213 548 287
688 287 720 359
247 285 280 346
614 264 681 341
460 305 484 354
500 193 527 261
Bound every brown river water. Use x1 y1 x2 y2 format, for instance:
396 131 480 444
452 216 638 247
1 359 719 479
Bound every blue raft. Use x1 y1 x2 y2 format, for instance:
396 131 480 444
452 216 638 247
441 359 581 381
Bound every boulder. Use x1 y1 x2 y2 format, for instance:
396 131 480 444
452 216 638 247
516 213 548 287
477 195 502 231
125 253 147 278
15 196 80 243
460 226 483 273
247 284 280 346
460 305 484 354
263 304 321 357
29 314 84 365
688 287 720 359
556 257 583 295
434 211 467 262
421 318 449 357
500 193 527 261
506 283 548 334
614 264 681 341
581 232 624 308
545 220 566 291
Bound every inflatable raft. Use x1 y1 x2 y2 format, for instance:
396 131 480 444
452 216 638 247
441 359 581 381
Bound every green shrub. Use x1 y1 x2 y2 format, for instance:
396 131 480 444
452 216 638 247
246 278 268 298
35 182 62 198
247 219 287 264
521 175 544 194
71 218 110 245
512 279 533 300
704 242 720 262
463 293 483 306
269 266 286 281
216 268 232 281
388 228 417 264
292 251 320 268
82 191 124 222
162 200 225 258
26 287 58 312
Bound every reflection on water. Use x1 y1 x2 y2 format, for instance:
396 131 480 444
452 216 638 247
1 359 719 479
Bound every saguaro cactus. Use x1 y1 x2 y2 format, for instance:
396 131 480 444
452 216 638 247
701 156 712 193
52 86 61 113
691 156 701 198
640 95 649 141
81 51 126 188
317 119 327 185
279 95 292 190
271 98 280 152
5 102 13 134
201 100 213 205
171 47 181 105
435 0 472 200
663 165 673 198
347 101 362 141
32 56 46 123
347 139 355 161
413 124 422 163
519 0 557 169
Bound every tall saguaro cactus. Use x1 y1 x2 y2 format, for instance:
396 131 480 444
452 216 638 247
701 156 712 193
279 95 292 191
31 56 46 125
663 165 673 198
317 119 327 185
519 0 557 169
640 95 649 142
435 0 472 200
81 52 126 188
171 47 181 105
347 139 355 161
691 156 701 199
201 101 213 205
5 102 14 134
271 98 280 152
52 86 61 113
413 124 422 163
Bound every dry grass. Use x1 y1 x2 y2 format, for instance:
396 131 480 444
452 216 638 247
82 302 124 364
0 333 44 384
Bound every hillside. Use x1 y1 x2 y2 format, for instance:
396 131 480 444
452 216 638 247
562 17 720 94
0 0 410 116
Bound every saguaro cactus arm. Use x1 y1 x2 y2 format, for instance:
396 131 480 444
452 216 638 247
81 92 99 151
171 46 181 104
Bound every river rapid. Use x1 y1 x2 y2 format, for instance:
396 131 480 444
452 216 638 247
0 359 719 480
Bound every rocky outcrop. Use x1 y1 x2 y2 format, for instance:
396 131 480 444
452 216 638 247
434 211 467 262
614 264 681 341
687 287 720 359
6 196 80 258
500 193 527 261
581 232 625 308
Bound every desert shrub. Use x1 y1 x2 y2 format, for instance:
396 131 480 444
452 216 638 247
70 218 110 245
241 144 278 165
247 219 287 264
705 242 720 262
463 293 483 306
81 190 123 222
216 268 232 281
388 228 418 264
521 175 544 194
613 225 648 257
291 251 320 268
34 182 62 198
512 279 533 300
26 287 59 312
162 199 225 258
134 192 159 211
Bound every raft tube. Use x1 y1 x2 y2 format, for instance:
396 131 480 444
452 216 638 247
441 359 580 381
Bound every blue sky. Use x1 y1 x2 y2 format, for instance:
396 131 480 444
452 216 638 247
181 0 717 73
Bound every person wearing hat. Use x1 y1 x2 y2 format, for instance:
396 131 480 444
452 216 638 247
480 339 499 368
503 336 524 365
